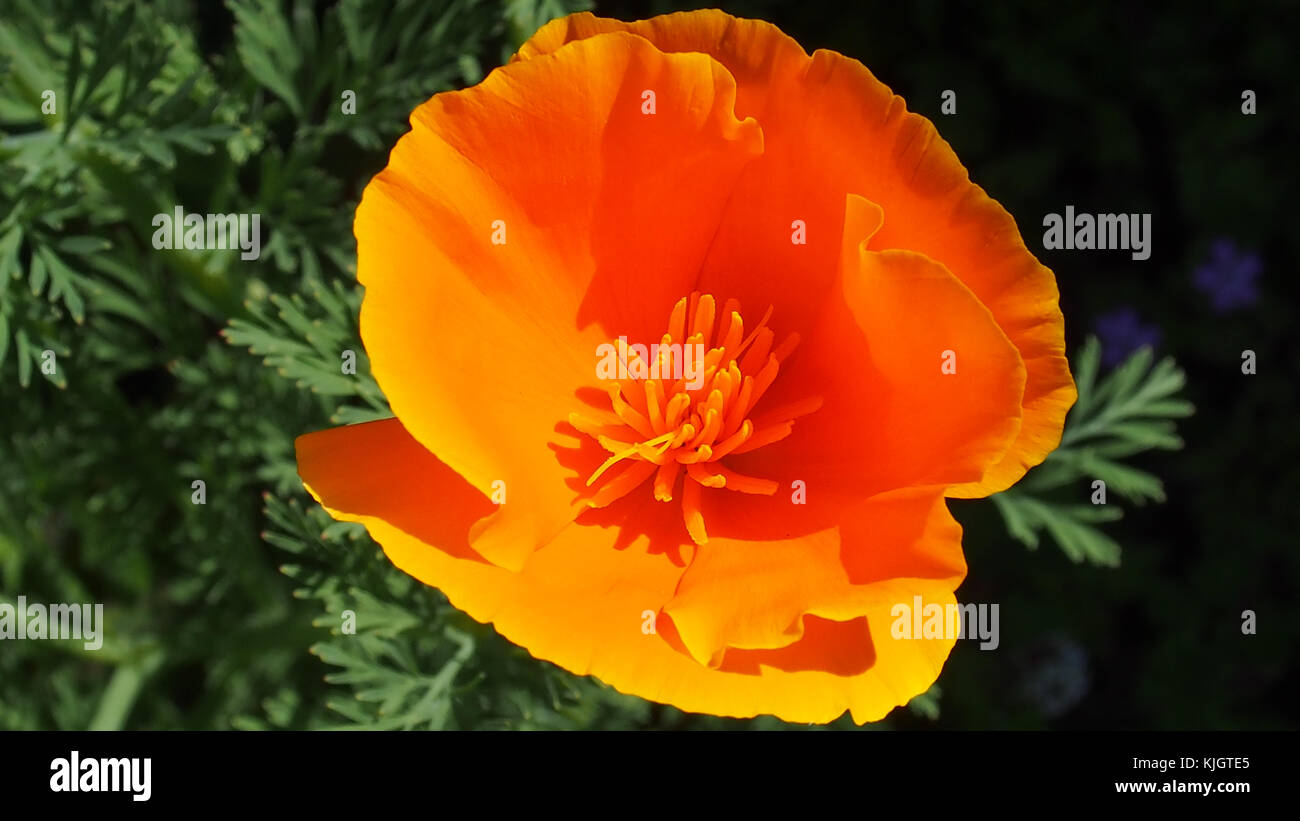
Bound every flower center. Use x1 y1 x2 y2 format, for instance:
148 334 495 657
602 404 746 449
571 293 822 545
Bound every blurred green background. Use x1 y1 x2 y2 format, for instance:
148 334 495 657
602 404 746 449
1 0 1295 729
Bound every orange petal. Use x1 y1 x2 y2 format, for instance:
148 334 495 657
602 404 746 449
356 30 762 569
838 248 1027 489
664 488 963 666
517 10 1074 496
297 418 963 724
295 418 496 561
696 242 1025 542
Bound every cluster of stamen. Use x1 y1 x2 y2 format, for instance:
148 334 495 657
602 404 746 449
570 293 821 544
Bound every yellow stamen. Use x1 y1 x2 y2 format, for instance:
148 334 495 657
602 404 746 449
576 294 821 538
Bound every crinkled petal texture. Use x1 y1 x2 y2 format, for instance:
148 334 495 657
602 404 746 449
296 10 1075 724
518 10 1076 496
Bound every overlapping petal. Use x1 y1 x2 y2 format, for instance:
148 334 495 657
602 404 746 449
694 196 1026 541
517 10 1075 495
295 9 1077 724
297 418 964 723
356 30 762 570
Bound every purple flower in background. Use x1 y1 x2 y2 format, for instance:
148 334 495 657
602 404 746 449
1016 633 1091 720
1193 237 1261 313
1093 306 1160 367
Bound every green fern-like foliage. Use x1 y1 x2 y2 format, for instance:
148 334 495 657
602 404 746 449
992 336 1195 566
0 0 600 731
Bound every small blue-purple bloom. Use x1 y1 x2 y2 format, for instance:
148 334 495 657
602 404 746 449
1017 633 1091 719
1094 306 1160 367
1193 237 1261 313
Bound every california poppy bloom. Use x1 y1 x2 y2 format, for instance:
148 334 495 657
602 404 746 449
295 10 1075 724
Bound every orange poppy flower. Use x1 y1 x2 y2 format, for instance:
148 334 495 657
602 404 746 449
295 10 1076 724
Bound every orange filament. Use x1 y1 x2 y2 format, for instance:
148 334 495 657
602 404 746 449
572 293 822 545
